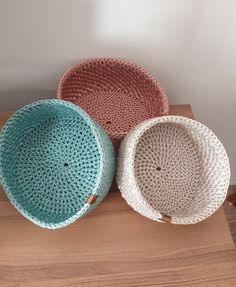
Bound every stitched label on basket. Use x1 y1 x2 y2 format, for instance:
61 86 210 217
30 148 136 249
87 195 98 205
160 213 172 223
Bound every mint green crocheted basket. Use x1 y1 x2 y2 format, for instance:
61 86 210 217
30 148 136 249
0 100 115 229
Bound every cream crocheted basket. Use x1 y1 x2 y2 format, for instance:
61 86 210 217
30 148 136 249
117 116 230 224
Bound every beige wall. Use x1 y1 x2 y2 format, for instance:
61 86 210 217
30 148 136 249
0 0 235 180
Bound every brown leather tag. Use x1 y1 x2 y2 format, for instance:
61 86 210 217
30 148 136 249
87 195 98 205
161 213 172 223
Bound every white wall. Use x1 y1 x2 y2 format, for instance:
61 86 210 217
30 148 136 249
0 0 236 180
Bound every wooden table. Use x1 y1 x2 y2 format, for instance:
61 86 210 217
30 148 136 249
0 105 236 287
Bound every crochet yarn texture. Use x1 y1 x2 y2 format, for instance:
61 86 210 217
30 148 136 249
0 100 115 229
117 116 230 224
57 58 168 149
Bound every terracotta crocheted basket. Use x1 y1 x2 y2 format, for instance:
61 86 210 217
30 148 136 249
117 116 230 224
0 100 115 229
57 58 168 149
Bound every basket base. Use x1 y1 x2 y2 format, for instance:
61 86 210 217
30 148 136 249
134 122 201 216
68 90 154 141
13 116 100 224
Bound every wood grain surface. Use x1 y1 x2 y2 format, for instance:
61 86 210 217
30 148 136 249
0 105 235 287
224 185 236 245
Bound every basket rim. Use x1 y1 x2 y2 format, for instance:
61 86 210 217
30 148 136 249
117 115 231 224
0 99 109 229
57 57 169 138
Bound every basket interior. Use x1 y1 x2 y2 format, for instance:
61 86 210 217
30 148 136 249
60 59 166 140
1 103 101 225
134 122 202 217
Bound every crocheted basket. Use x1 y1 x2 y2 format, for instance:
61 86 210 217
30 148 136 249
0 100 115 229
57 58 168 149
117 116 230 224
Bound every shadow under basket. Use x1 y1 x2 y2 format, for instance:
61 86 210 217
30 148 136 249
0 100 115 229
117 116 230 224
57 58 169 149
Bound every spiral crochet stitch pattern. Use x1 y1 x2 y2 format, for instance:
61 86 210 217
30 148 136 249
117 116 230 224
57 58 168 149
0 100 115 229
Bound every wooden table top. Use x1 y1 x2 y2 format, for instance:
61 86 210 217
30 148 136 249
0 105 236 287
